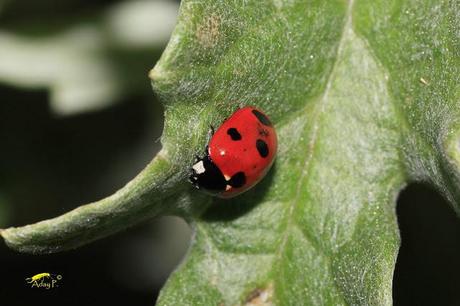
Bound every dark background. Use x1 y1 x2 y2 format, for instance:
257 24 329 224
1 1 460 305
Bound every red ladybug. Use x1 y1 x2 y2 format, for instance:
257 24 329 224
190 106 277 198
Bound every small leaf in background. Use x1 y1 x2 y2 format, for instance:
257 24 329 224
0 28 122 115
0 0 179 116
106 0 179 49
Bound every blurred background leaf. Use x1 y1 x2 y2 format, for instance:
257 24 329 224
0 0 178 115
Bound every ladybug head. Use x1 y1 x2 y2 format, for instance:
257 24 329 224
189 155 227 195
189 155 246 196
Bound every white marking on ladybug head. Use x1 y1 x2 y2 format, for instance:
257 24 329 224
192 160 205 174
224 174 230 181
225 185 232 191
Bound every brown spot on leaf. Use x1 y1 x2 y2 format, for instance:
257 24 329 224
196 14 221 48
244 283 273 306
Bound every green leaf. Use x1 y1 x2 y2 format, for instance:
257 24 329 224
2 0 459 305
0 152 204 254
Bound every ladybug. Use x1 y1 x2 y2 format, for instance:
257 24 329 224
190 106 277 198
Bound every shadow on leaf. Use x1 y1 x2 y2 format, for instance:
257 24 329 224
199 162 277 222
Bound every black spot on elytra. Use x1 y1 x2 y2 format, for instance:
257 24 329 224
228 171 246 188
227 127 242 140
252 109 272 126
256 139 269 158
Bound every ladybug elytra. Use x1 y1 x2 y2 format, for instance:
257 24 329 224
190 106 277 198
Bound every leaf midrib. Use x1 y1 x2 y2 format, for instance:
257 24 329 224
193 0 356 303
274 0 355 262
